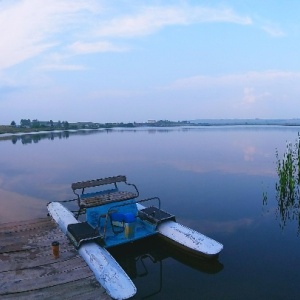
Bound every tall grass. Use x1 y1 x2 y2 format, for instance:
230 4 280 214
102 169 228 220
275 134 300 231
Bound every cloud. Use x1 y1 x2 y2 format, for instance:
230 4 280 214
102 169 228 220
39 40 128 70
168 70 300 89
0 0 99 70
40 64 87 71
0 1 254 71
243 87 256 104
96 5 252 38
242 145 256 161
182 217 254 234
262 23 285 37
68 41 128 54
252 14 285 37
242 87 271 108
0 0 284 80
0 72 23 95
161 70 300 119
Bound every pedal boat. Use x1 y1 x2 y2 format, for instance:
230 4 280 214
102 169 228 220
47 175 223 299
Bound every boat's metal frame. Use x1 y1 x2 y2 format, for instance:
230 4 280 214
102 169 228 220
65 196 175 249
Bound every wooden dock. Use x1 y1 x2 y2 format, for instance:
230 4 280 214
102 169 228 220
0 217 112 299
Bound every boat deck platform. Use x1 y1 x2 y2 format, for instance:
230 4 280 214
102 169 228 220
0 217 112 300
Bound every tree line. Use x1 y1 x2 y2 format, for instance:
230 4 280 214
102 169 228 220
11 119 71 129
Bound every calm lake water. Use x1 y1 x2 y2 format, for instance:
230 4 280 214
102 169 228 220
1 126 300 299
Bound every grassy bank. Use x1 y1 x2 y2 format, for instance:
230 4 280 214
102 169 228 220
0 126 54 135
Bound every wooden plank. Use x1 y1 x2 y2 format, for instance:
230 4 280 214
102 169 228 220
0 222 66 254
81 191 137 208
72 175 126 190
0 229 64 249
1 256 86 281
0 243 77 272
0 277 110 300
0 257 92 294
0 218 53 234
0 270 97 295
0 218 112 299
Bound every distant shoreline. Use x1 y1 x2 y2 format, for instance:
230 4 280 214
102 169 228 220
0 126 55 135
2 119 300 135
190 118 300 126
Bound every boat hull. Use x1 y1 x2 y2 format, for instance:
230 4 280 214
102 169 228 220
136 203 223 258
47 202 137 300
157 220 223 258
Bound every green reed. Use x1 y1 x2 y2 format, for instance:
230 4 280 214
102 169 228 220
275 134 300 230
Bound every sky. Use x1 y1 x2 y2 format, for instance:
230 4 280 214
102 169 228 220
1 0 300 124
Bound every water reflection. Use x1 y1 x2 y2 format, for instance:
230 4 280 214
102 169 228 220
264 134 300 233
0 188 45 223
0 129 104 144
0 128 183 145
108 236 223 299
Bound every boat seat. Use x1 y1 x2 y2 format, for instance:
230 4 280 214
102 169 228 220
138 206 176 224
67 222 102 249
72 175 139 218
81 191 138 208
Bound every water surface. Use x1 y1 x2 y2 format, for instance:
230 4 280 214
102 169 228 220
1 126 300 299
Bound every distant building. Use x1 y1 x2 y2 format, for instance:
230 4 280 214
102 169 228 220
39 121 51 127
147 120 156 124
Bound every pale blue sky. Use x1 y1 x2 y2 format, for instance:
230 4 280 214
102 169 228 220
1 0 300 124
